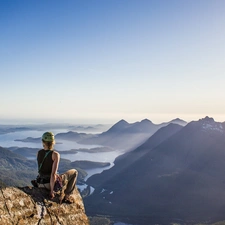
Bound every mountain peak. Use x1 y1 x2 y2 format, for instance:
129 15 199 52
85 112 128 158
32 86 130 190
140 118 153 124
197 116 224 134
117 119 129 124
114 119 129 128
171 118 185 122
199 116 215 123
169 118 187 126
107 119 129 133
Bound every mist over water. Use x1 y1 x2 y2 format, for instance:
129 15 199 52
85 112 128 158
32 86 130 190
0 129 122 177
0 129 96 149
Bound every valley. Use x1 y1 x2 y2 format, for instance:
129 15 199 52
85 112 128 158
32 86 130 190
2 117 225 224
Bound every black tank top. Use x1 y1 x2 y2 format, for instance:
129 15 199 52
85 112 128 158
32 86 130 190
37 149 54 177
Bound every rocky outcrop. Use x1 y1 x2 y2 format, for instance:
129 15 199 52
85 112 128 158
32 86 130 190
0 186 89 225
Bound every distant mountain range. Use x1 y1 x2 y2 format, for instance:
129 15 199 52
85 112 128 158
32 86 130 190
3 117 225 224
56 131 95 142
84 117 225 225
0 118 186 187
77 118 187 151
15 118 187 154
0 123 108 135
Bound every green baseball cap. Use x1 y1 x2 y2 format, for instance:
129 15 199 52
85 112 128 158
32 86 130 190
42 132 55 142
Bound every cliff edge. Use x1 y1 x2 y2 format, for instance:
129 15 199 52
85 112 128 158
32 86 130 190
0 186 89 225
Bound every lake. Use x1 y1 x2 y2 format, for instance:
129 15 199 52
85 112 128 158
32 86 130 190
0 129 123 179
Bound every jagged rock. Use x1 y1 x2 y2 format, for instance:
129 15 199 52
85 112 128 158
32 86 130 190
0 186 89 225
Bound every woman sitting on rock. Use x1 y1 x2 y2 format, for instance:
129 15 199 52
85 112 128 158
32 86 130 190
35 131 78 203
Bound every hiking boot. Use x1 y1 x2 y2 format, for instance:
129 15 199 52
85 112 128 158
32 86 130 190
62 195 75 204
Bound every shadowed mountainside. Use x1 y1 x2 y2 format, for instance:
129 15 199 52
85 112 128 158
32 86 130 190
86 123 183 187
0 146 37 186
85 117 225 225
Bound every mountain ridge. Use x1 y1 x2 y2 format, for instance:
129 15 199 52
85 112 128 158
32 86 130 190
84 117 225 224
86 123 183 188
11 118 188 154
78 118 187 151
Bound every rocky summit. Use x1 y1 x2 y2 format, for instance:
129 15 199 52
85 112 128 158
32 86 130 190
0 186 89 225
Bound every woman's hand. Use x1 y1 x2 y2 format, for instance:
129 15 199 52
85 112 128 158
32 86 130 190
49 191 55 199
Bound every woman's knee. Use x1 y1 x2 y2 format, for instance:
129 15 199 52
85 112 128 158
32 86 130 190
72 169 78 178
65 169 78 178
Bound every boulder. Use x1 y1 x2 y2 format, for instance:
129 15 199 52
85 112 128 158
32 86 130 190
0 186 89 225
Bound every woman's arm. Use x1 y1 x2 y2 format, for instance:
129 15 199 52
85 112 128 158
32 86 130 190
50 151 60 198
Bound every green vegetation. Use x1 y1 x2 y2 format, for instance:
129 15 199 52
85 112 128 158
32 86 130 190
0 146 37 186
0 169 36 187
89 216 112 225
0 146 90 187
8 146 39 158
0 179 6 188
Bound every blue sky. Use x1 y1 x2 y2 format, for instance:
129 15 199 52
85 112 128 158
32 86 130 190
1 0 225 124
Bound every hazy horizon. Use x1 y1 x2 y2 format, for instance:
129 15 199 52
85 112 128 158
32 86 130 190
0 114 224 126
1 0 225 124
